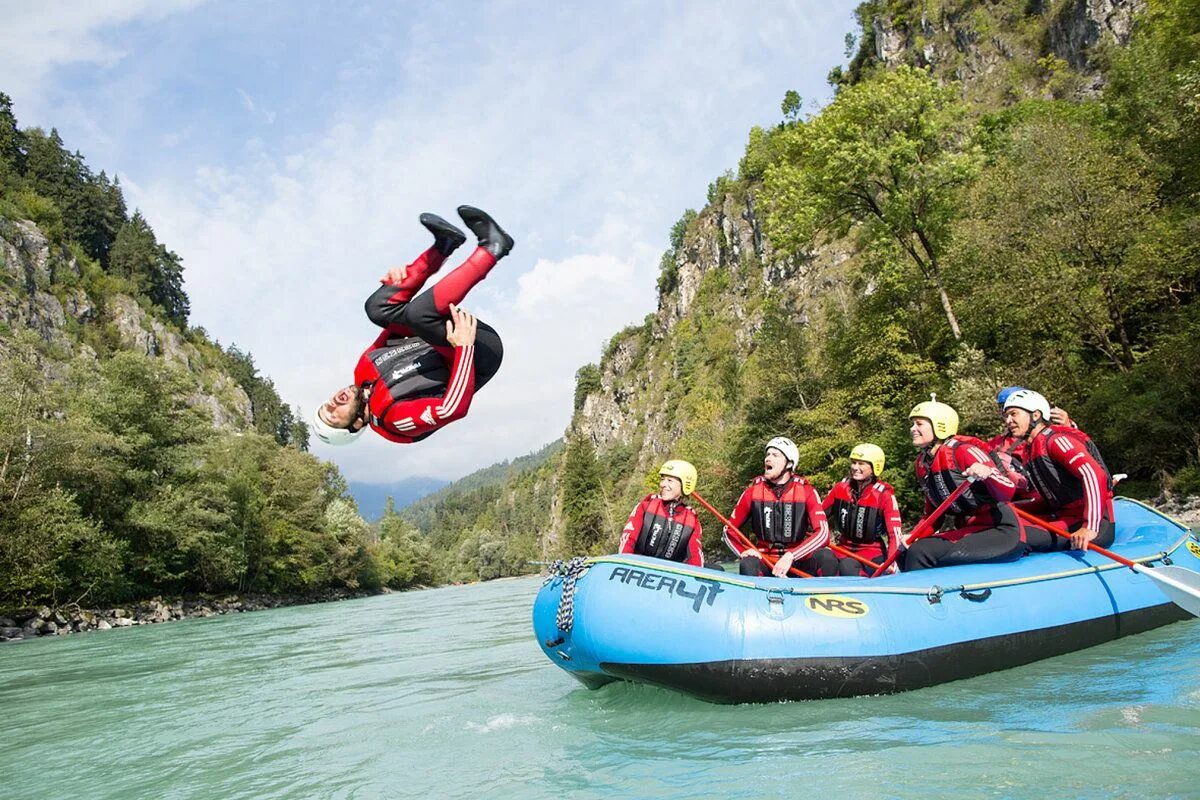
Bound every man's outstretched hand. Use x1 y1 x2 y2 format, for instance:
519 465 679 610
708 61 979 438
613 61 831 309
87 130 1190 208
446 304 477 347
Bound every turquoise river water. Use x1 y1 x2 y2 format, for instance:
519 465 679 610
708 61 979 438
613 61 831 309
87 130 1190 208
2 575 1199 799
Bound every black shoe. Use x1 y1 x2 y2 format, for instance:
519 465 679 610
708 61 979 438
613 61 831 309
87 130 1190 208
457 205 514 259
420 213 467 256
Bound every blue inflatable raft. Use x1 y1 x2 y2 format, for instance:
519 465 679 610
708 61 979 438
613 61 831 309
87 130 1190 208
532 498 1200 703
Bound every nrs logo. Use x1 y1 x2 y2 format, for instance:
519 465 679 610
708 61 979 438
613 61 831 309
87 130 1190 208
1187 540 1200 559
805 594 869 618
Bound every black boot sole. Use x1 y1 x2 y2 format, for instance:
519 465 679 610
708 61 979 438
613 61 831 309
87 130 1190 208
420 213 467 255
457 205 514 259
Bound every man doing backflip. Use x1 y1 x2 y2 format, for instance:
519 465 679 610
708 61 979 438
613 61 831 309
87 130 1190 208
312 206 512 446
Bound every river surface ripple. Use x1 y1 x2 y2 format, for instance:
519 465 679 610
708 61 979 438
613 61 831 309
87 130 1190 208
2 576 1199 799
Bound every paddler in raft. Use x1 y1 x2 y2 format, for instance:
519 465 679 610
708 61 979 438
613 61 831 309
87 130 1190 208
618 460 705 567
1000 389 1115 552
311 207 512 446
904 395 1027 571
725 437 837 577
987 385 1074 459
821 443 904 575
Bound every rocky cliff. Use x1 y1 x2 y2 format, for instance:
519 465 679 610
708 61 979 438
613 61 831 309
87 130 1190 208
850 0 1144 99
0 214 254 429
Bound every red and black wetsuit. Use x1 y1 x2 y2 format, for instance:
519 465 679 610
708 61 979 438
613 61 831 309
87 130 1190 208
619 494 704 567
904 436 1026 571
822 478 903 576
354 244 503 443
1010 426 1115 550
726 476 836 577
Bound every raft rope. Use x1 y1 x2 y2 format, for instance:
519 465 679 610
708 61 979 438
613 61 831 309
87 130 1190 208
545 556 591 633
596 532 1187 601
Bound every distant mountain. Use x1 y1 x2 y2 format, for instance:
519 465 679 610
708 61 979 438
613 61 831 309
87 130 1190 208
349 477 451 521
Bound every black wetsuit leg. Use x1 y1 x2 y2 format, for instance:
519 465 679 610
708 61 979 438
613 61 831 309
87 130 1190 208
1024 515 1116 552
397 290 504 389
904 504 1026 571
836 554 883 576
798 549 838 577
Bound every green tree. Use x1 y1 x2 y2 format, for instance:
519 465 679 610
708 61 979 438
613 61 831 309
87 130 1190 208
951 111 1171 374
763 66 978 340
110 212 189 325
558 433 607 555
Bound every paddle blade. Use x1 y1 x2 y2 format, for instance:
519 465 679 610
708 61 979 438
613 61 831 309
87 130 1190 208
1133 564 1200 617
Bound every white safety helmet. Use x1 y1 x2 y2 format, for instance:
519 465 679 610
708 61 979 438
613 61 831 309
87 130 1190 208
1003 389 1051 424
311 406 367 446
765 436 800 469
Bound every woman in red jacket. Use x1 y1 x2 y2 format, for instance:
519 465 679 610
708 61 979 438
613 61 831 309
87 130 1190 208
619 460 704 566
905 395 1026 571
822 443 903 575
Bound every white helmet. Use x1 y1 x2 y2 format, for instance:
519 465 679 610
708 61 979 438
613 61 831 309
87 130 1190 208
311 406 367 446
765 436 800 469
1003 389 1051 424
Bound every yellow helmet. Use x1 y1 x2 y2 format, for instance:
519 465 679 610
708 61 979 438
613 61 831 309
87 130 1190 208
909 393 959 440
849 443 886 478
659 459 698 496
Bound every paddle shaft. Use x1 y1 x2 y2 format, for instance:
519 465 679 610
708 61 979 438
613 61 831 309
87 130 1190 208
1010 506 1135 567
827 541 883 571
870 478 977 578
690 491 813 579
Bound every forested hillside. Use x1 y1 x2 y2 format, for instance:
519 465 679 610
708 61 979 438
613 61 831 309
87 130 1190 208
416 0 1200 568
0 96 434 610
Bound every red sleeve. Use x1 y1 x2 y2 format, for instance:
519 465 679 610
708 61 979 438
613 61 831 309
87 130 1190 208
619 497 650 554
1047 432 1107 531
787 484 830 560
883 487 903 555
959 443 1016 503
377 345 476 439
686 512 704 567
724 485 754 550
822 484 837 513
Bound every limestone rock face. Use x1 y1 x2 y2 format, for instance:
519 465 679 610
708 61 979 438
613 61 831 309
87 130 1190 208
1049 0 1143 70
0 213 254 430
571 191 839 458
861 0 1145 95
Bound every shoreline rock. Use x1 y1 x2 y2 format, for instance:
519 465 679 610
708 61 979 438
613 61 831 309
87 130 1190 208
0 587 389 643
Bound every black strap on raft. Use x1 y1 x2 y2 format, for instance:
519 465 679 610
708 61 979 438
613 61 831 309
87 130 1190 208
543 557 590 646
959 587 992 603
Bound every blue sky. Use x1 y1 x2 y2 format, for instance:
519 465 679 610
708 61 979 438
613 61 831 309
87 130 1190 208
1 0 859 483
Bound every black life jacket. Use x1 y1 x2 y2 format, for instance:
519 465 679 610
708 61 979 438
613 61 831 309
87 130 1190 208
747 477 813 548
633 497 698 563
1024 426 1112 508
915 436 1002 515
829 480 888 550
362 335 450 427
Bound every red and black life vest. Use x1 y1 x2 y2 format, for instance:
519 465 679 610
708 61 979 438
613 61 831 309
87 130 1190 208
828 480 890 550
1023 426 1111 508
915 436 1001 515
632 498 699 563
356 335 450 427
746 477 814 548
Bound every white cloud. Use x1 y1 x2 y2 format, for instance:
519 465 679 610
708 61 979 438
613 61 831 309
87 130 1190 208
0 0 206 103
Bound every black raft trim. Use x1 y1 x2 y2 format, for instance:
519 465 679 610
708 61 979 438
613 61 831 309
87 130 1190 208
600 602 1192 704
